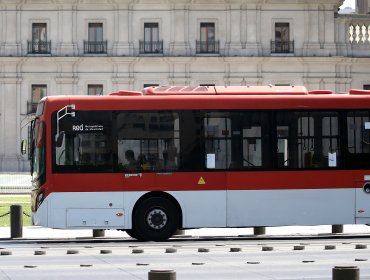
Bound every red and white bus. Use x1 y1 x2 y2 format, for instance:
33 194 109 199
28 85 370 241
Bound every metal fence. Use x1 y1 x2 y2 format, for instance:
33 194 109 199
0 173 32 194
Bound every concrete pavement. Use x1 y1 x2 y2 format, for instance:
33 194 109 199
0 224 369 240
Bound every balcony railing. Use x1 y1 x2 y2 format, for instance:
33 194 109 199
27 101 38 115
84 40 107 54
27 40 51 54
271 41 294 54
139 40 163 54
196 40 220 54
349 23 370 44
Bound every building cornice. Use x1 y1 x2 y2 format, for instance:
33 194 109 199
2 56 370 65
0 0 343 6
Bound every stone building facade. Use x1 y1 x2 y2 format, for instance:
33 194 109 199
0 0 369 171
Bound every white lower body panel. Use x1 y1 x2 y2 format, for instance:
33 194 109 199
226 188 355 227
32 188 357 229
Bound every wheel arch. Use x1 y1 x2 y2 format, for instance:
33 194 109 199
132 191 183 229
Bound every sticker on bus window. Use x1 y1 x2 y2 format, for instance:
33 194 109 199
206 154 216 169
365 122 370 130
328 152 337 167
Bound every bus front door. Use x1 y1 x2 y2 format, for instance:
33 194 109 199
355 175 370 223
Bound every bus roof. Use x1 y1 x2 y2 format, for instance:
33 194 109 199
41 86 370 113
118 85 310 95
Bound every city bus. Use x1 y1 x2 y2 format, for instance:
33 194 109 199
27 85 370 241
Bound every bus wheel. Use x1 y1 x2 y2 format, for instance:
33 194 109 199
134 196 179 242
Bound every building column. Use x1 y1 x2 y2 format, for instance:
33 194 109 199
113 5 133 56
225 5 244 56
303 4 321 56
57 5 77 56
170 4 190 56
0 76 23 171
323 7 337 56
3 4 21 56
245 4 262 56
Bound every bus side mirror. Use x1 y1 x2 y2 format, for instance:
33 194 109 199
21 140 27 155
55 131 65 148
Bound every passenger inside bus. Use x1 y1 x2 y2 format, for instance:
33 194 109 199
138 154 151 171
123 149 140 172
161 146 178 171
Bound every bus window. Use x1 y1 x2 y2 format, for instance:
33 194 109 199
204 112 231 169
228 111 271 169
180 111 203 171
31 119 46 186
116 111 180 172
276 111 340 169
347 110 370 168
54 111 114 172
321 113 340 168
276 111 292 168
241 111 270 168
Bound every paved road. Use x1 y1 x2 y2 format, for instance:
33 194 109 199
1 237 370 280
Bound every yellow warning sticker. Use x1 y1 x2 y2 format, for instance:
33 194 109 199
198 177 206 185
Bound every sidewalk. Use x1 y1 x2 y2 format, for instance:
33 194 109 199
0 224 369 240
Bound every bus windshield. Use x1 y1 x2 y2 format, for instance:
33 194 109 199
31 119 46 187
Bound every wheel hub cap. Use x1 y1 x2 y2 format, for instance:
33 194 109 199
146 209 167 230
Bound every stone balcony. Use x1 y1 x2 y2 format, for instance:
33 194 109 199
336 14 370 57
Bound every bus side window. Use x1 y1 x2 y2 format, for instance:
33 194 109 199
276 111 340 169
204 113 231 169
180 111 203 171
347 111 370 169
321 114 340 168
116 111 180 172
276 111 293 168
238 111 270 169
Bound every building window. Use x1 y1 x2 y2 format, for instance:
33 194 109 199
28 23 51 54
84 23 107 54
143 84 159 88
196 23 219 54
28 85 46 114
271 23 294 54
140 23 163 54
88 84 103 96
364 85 370 90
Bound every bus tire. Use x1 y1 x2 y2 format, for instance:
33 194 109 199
133 196 179 242
125 228 144 241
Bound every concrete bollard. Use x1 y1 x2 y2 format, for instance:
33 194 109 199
332 224 343 234
254 226 266 235
93 229 105 237
10 205 23 238
148 270 176 280
332 266 359 280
